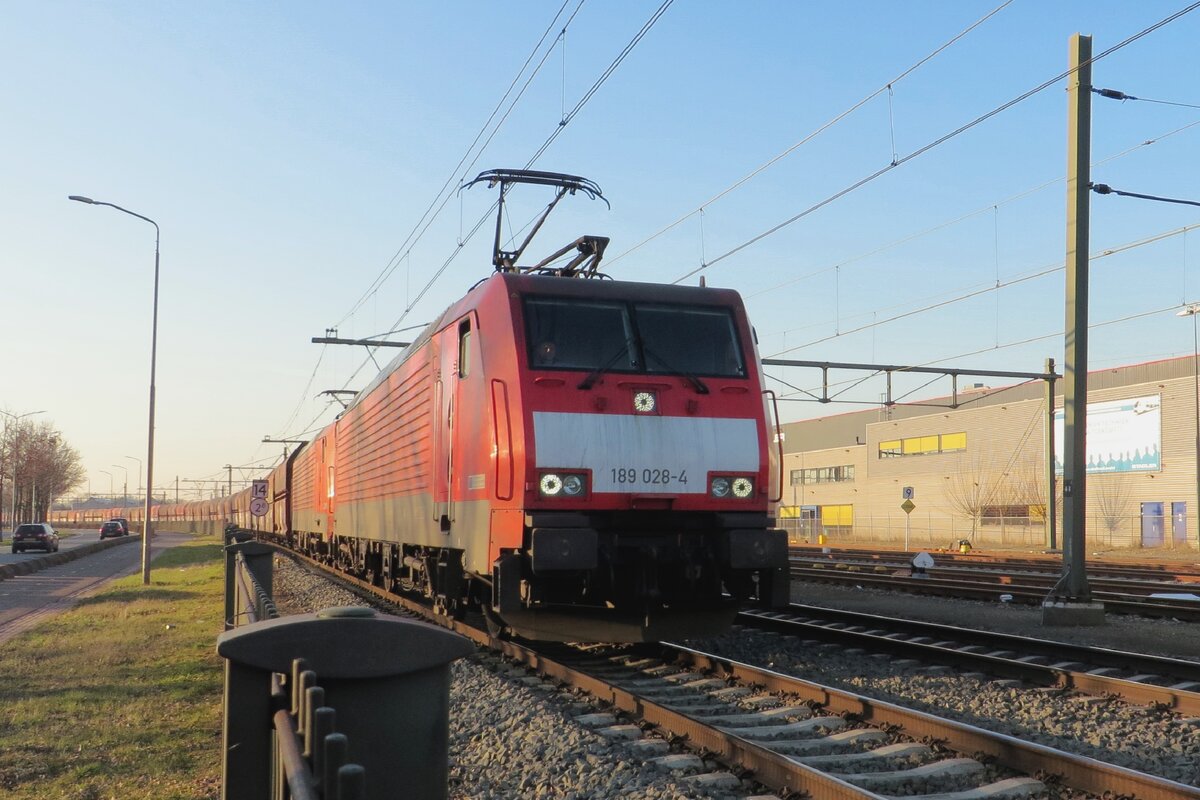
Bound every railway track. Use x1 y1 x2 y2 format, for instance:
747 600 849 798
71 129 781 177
739 604 1200 714
795 546 1200 583
537 641 1200 799
790 552 1200 620
276 543 1200 799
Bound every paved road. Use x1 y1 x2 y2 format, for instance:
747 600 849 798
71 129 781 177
0 531 190 645
0 528 119 562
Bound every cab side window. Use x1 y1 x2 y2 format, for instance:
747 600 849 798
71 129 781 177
458 319 471 378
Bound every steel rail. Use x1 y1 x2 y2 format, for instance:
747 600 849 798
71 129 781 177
277 544 1200 800
489 637 892 799
794 545 1200 582
795 552 1200 594
740 606 1200 714
665 644 1200 800
923 553 1200 580
790 565 1200 619
278 548 886 797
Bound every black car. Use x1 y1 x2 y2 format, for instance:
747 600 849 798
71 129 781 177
100 521 125 539
13 523 60 553
109 518 131 535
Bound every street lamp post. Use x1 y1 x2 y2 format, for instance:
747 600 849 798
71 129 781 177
100 470 114 502
1 410 46 535
70 195 159 585
124 455 143 504
111 464 129 504
1178 303 1200 548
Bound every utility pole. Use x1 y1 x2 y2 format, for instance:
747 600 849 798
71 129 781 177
1044 357 1058 551
175 475 179 503
263 436 308 461
1043 33 1104 626
224 464 233 497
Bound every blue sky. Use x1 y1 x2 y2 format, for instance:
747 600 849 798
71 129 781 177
3 1 1199 499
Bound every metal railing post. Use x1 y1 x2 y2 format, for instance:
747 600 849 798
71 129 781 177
222 658 276 800
224 539 274 630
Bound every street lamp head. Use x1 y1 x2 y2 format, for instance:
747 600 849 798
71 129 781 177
68 195 96 204
0 409 46 422
1177 304 1200 317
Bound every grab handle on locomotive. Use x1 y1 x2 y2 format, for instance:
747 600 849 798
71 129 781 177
763 389 784 503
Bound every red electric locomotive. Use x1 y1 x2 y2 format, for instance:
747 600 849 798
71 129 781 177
282 171 789 641
66 171 790 641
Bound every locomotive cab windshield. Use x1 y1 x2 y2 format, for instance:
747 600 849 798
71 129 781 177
524 296 747 384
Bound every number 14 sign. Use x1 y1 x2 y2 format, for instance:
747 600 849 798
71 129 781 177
250 479 269 518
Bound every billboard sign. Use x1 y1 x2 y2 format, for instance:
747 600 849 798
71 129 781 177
1054 394 1161 474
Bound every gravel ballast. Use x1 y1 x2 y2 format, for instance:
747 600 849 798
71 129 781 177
271 556 752 800
269 553 1200 794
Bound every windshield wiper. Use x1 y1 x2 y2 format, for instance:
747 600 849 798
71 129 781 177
641 345 710 394
578 344 631 390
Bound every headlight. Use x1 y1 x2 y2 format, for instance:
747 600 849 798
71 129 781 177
633 391 656 413
540 473 564 496
731 477 754 498
711 477 731 498
540 472 587 497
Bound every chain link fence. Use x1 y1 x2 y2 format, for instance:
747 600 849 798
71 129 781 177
781 512 1194 551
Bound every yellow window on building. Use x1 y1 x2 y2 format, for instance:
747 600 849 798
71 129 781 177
941 432 967 451
821 504 854 526
901 435 938 455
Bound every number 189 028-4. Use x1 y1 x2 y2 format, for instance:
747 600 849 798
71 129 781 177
610 467 687 486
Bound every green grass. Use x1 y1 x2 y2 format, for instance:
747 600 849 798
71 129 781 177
0 537 225 799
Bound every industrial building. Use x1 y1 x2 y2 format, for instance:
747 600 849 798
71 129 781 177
777 355 1198 551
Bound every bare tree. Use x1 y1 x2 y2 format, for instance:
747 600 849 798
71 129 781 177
944 449 1008 539
0 418 84 525
1090 475 1133 547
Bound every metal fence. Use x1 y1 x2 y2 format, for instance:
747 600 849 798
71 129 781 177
781 512 1195 551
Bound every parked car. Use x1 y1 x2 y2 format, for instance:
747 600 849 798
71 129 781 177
99 521 125 539
110 518 131 535
13 523 60 553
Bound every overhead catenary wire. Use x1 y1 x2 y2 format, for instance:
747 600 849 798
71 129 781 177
749 118 1200 305
263 2 593 453
320 1 677 407
347 0 671 344
526 0 674 165
334 0 583 327
338 2 589 326
672 1 1200 285
766 221 1200 359
602 0 1014 272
